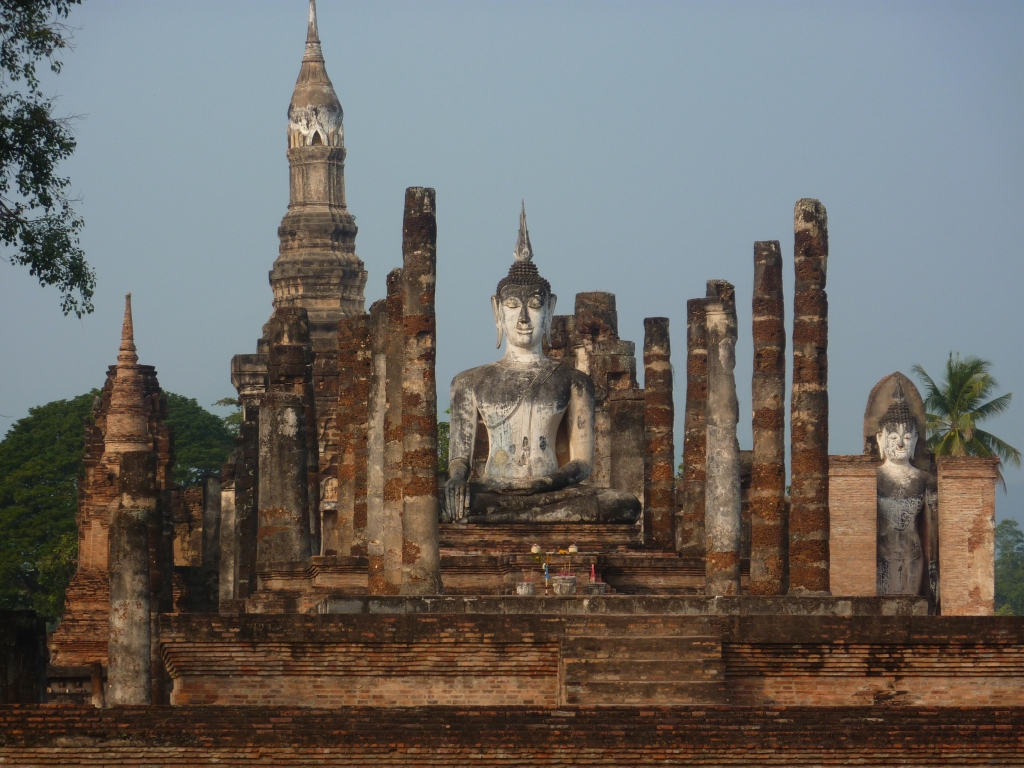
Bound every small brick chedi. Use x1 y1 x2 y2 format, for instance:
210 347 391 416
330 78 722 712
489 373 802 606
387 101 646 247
15 3 1020 765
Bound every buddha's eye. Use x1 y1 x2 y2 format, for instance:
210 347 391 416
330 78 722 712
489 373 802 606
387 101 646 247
504 298 521 309
528 297 543 309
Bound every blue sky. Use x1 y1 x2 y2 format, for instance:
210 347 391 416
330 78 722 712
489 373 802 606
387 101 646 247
1 0 1022 520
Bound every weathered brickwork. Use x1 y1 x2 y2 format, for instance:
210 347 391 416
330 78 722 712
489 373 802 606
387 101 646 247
50 297 174 674
400 188 442 594
157 612 1024 709
3 705 1022 766
937 457 998 616
642 318 675 549
829 455 878 596
750 240 787 594
789 199 830 594
678 298 707 555
572 292 646 504
328 314 371 557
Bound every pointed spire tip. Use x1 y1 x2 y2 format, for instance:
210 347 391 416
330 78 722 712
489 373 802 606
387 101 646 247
514 201 533 263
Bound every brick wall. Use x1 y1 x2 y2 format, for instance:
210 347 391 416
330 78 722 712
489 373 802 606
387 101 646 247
159 612 1024 709
829 455 877 596
937 457 998 616
1 705 1022 765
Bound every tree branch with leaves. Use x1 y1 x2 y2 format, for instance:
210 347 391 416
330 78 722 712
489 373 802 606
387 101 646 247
0 0 92 316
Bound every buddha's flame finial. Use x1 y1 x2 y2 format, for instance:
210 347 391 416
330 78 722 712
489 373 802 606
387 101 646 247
118 293 138 365
893 372 905 403
514 200 533 264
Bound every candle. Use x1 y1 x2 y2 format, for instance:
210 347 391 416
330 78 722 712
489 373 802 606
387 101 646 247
591 564 596 583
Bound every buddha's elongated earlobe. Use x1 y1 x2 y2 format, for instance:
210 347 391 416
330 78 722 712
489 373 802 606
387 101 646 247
491 295 504 349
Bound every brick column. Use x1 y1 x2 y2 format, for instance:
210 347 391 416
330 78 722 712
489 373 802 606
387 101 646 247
265 308 320 556
643 317 675 549
750 240 787 595
828 455 877 596
230 354 266 599
938 457 998 616
334 314 371 556
789 198 830 594
381 269 406 594
217 458 237 603
200 475 220 608
678 298 708 555
704 280 741 596
108 451 156 706
256 393 311 566
367 299 401 594
400 187 442 595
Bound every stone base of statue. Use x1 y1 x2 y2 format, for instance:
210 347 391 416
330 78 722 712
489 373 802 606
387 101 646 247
464 486 641 524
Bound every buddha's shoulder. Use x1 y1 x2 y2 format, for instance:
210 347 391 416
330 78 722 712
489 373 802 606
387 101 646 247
451 364 497 389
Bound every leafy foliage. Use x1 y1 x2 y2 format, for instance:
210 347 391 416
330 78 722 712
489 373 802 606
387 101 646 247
0 0 93 316
0 392 93 619
912 354 1020 488
213 397 241 438
995 519 1024 616
164 393 235 488
0 391 234 620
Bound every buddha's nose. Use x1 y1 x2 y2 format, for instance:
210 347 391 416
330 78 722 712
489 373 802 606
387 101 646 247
518 303 531 325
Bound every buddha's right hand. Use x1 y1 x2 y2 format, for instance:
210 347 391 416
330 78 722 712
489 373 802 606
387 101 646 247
444 459 471 522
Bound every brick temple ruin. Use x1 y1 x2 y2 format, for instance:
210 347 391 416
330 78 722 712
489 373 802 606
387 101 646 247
5 2 1022 765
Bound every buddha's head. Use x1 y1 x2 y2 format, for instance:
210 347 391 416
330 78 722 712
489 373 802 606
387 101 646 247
876 375 918 465
492 203 557 352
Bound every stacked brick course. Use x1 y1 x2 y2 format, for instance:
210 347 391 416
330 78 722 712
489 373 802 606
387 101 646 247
937 457 998 616
678 298 708 555
789 199 830 593
642 318 675 549
750 240 787 594
3 705 1022 766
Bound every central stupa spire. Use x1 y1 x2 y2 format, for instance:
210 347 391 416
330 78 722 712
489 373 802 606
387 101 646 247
271 0 367 349
304 0 324 63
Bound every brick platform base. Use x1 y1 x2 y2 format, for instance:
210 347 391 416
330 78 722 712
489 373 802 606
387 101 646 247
1 705 1022 765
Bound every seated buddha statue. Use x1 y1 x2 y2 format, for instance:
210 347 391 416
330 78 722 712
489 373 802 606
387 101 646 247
441 205 641 525
875 375 939 611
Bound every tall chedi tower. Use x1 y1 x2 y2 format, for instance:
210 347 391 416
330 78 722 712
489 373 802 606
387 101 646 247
50 295 174 702
231 1 364 570
270 0 366 347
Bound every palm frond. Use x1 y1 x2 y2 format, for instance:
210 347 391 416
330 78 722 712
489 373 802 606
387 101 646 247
974 392 1013 420
975 429 1022 468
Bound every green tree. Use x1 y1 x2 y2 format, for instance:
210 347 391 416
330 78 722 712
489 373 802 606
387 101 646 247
165 393 235 487
0 392 93 619
0 391 235 619
0 0 93 317
995 518 1024 616
912 354 1021 488
213 397 241 437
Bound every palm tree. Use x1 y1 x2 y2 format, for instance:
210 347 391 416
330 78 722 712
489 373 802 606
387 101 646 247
912 354 1021 488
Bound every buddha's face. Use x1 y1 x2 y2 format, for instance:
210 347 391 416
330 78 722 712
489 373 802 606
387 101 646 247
877 422 917 465
492 284 556 352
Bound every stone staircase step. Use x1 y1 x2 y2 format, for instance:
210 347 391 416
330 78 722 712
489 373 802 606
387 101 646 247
563 635 722 656
563 658 722 682
563 680 727 705
561 634 726 705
